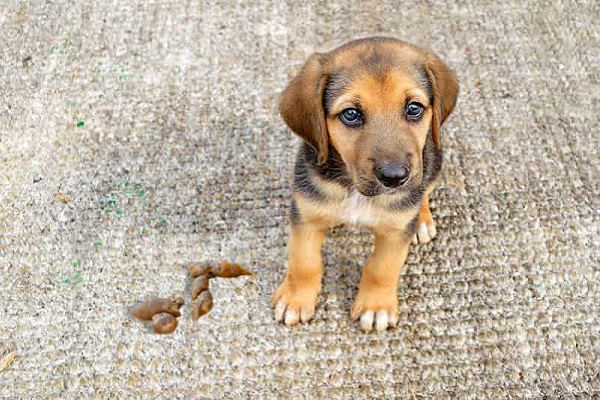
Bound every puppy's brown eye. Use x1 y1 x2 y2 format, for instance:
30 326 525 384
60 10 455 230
406 102 424 121
340 108 363 127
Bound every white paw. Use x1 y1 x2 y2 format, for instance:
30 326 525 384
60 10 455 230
351 294 399 333
272 279 319 326
357 310 398 333
412 220 437 245
274 300 315 326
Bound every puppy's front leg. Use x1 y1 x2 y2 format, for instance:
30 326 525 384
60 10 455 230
351 228 411 333
273 222 327 326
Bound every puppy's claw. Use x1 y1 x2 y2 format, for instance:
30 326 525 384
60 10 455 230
375 311 390 333
389 311 399 328
283 307 300 326
426 222 437 241
413 221 437 245
412 234 419 245
350 305 362 321
300 305 315 323
274 301 287 322
360 311 375 333
275 301 300 325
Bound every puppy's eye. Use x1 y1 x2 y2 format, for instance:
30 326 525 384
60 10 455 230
406 102 424 121
339 108 363 127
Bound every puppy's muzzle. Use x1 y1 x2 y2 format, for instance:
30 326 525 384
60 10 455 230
374 163 411 188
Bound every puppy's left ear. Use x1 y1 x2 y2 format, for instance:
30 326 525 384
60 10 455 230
279 54 330 164
425 54 459 149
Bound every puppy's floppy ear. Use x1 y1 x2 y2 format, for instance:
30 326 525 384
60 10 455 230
280 53 329 164
425 54 459 149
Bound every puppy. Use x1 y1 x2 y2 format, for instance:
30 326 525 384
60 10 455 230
272 37 458 333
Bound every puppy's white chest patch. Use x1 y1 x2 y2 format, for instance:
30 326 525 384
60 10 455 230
340 191 381 226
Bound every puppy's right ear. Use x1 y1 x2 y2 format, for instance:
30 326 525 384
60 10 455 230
279 54 329 164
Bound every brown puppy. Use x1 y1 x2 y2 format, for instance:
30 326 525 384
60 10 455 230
273 37 458 332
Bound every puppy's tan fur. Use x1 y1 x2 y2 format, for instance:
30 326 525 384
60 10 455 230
273 37 458 332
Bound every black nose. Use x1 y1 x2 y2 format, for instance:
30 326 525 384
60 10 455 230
375 164 410 188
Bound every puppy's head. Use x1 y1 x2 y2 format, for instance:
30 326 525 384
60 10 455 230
280 37 458 196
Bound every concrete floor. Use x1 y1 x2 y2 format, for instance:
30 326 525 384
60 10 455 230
1 1 598 398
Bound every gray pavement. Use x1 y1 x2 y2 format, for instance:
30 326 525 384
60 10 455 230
1 1 599 398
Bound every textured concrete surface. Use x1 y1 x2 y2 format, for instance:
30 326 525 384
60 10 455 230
1 1 599 398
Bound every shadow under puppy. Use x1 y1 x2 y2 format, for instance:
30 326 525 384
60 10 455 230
273 37 459 333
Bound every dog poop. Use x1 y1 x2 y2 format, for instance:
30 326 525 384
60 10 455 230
130 261 251 331
188 261 251 321
152 312 178 334
189 261 252 279
130 297 183 335
192 291 214 320
130 297 184 321
191 275 210 299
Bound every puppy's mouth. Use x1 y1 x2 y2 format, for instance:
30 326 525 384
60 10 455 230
355 179 383 197
354 175 421 197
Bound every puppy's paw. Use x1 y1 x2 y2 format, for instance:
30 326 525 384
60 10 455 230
351 287 398 333
272 278 319 326
412 207 437 245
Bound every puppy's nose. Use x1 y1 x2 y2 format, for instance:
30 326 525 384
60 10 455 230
375 164 410 188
